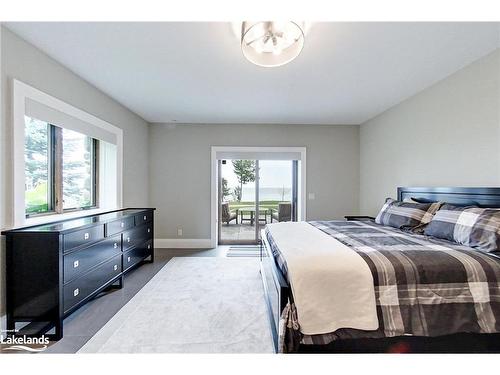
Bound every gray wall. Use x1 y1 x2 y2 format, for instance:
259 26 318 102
149 124 360 239
0 27 150 327
360 49 500 215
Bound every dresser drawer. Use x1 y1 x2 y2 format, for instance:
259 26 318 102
63 234 122 283
123 241 152 272
63 254 122 314
106 216 134 237
135 211 153 226
64 225 105 252
122 224 153 251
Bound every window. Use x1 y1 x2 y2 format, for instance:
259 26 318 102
24 117 53 215
62 128 98 210
24 116 99 217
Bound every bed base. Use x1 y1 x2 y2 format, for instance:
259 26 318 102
259 231 290 353
298 333 500 353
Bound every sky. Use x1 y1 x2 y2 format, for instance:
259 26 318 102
221 160 293 189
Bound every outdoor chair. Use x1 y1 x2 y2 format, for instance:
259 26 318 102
272 202 292 222
221 202 238 225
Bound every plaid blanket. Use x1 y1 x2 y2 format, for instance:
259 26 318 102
266 220 500 351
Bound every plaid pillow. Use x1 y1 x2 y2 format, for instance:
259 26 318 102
375 198 438 230
424 204 500 252
402 197 442 224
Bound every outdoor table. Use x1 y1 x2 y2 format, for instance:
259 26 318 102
238 206 273 225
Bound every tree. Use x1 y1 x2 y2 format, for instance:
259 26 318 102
62 133 92 207
25 118 50 213
232 186 242 202
231 160 256 201
221 178 231 200
25 118 49 188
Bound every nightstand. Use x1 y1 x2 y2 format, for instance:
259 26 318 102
344 215 375 222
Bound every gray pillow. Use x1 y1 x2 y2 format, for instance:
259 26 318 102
424 204 500 253
375 198 439 230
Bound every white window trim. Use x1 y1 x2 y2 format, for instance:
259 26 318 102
210 146 306 248
12 79 123 227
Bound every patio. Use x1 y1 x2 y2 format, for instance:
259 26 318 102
220 202 291 242
220 223 260 242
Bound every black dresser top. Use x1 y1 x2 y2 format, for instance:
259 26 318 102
1 208 155 235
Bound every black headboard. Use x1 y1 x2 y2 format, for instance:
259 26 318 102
397 187 500 208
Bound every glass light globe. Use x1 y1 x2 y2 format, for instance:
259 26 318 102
240 22 305 67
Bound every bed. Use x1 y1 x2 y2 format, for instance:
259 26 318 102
259 187 500 353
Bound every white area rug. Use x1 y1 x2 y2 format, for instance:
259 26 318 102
78 257 274 353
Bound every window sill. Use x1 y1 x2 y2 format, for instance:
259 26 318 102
21 207 119 228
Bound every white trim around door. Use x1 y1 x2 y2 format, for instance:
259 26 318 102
210 146 307 248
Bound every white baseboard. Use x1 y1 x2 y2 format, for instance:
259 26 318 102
154 238 213 249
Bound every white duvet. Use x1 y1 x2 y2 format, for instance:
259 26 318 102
266 222 378 335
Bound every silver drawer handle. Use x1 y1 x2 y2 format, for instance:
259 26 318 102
127 256 131 262
73 288 79 297
114 264 118 271
127 237 130 243
113 243 118 249
147 244 151 249
84 232 90 240
147 228 151 233
143 215 147 221
73 260 79 268
120 222 124 228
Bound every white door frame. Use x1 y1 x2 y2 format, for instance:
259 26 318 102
210 146 306 248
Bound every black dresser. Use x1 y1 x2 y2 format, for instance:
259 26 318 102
1 208 155 340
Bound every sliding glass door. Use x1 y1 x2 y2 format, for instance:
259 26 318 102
218 159 298 245
218 159 257 244
256 160 295 240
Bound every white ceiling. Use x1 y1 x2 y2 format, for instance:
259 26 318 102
5 22 500 125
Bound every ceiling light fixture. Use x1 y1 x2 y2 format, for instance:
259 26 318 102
239 21 306 67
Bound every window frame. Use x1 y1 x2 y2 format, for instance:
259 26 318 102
25 121 100 218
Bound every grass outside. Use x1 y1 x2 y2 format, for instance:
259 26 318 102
228 200 289 212
25 182 49 214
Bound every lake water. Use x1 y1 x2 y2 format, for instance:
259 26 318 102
241 186 292 201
